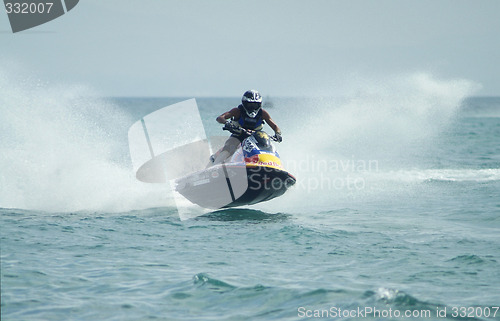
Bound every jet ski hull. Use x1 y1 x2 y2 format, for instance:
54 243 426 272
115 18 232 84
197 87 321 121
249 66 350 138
175 164 296 209
174 129 296 209
223 165 296 208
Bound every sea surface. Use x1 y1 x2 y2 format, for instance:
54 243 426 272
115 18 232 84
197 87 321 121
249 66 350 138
1 76 500 320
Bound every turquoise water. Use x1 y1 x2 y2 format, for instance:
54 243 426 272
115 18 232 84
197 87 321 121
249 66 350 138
1 78 500 320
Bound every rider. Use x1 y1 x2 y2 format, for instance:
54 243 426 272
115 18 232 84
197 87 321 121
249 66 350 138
211 89 282 165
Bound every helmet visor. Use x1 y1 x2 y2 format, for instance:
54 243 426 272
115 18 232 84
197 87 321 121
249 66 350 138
244 101 261 111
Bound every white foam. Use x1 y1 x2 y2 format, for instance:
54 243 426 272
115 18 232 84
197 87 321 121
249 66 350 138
0 67 484 214
381 168 500 183
0 66 169 212
260 73 482 212
279 73 479 161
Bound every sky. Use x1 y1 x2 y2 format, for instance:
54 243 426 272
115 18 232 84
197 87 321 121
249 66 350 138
1 0 499 97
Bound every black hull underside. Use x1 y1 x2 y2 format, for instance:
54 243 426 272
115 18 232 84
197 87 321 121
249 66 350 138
175 165 296 209
223 166 296 208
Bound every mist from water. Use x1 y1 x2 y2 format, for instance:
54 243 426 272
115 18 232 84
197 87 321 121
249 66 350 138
1 66 483 214
262 73 481 212
0 66 169 212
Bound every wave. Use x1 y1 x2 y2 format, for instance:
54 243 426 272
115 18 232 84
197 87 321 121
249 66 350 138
379 168 500 183
448 254 497 265
164 274 489 320
197 208 291 222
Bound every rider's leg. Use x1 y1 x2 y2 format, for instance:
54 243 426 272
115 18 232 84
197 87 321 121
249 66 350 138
212 136 241 165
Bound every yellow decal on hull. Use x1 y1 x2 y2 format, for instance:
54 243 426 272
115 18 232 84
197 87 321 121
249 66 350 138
246 154 284 170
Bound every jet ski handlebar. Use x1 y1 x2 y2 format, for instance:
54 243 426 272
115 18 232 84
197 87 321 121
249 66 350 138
223 122 280 142
222 122 254 136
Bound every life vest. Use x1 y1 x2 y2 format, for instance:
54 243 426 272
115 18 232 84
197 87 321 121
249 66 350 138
236 104 264 130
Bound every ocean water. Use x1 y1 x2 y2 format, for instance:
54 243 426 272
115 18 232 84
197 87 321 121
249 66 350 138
1 73 500 320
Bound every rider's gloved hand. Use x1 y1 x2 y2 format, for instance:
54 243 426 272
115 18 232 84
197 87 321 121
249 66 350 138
274 132 282 142
223 120 234 129
224 120 242 134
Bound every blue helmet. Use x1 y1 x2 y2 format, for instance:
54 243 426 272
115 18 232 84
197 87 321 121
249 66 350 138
241 89 262 118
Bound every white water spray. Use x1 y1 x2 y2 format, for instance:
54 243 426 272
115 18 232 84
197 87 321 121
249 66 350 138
261 73 481 212
0 67 482 214
0 67 168 212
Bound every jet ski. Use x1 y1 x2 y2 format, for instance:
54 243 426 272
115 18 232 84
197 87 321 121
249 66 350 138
174 122 296 209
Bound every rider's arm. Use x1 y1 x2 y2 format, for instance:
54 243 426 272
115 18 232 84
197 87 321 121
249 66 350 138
262 110 281 134
216 108 240 124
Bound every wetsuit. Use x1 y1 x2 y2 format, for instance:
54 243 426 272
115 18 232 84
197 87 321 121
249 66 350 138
211 105 266 165
231 104 264 141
